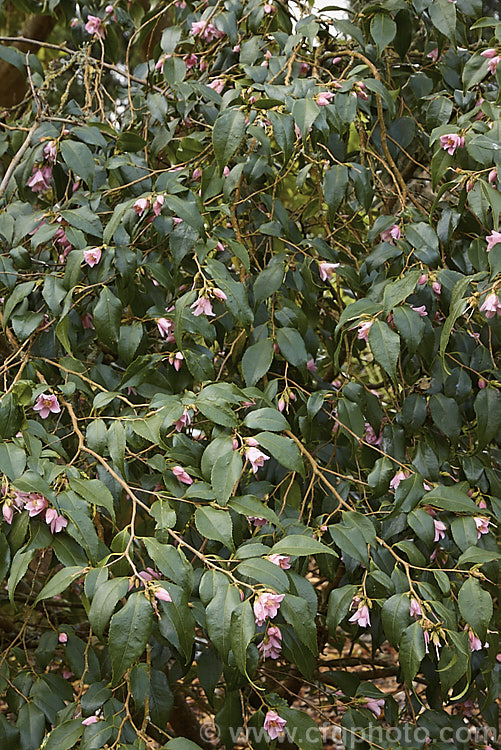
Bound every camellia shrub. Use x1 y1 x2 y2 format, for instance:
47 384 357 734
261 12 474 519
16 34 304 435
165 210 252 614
0 0 500 748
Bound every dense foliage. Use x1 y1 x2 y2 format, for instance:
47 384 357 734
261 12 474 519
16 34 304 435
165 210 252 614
0 0 500 748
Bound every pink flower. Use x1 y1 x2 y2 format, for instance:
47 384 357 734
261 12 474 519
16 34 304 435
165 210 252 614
489 168 497 186
192 167 202 180
348 602 371 628
439 133 465 155
152 195 165 216
390 471 408 490
33 393 61 419
479 293 501 319
410 599 422 618
355 81 368 100
157 317 175 339
411 305 428 317
418 274 427 285
222 166 230 177
185 54 198 70
43 141 57 164
264 3 276 12
83 247 102 267
245 446 270 473
58 632 68 643
174 409 191 432
133 197 150 216
380 225 401 244
172 466 193 485
168 352 184 371
357 320 373 343
25 494 48 517
211 287 227 301
268 554 291 570
300 62 310 75
427 48 439 62
82 313 94 329
82 715 100 726
190 20 224 41
318 261 340 281
190 296 214 317
154 586 172 602
474 516 490 538
253 592 285 625
432 281 441 296
486 230 501 252
364 422 382 446
481 48 498 59
363 698 385 717
208 79 225 94
316 91 334 106
248 516 267 526
2 504 13 524
259 625 282 659
487 56 501 75
45 508 68 533
85 15 105 39
263 710 287 740
306 358 317 373
468 630 483 652
27 165 52 193
433 519 446 542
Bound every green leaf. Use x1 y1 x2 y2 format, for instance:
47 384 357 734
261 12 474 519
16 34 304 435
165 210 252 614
0 393 23 439
429 394 461 440
327 584 358 633
108 421 126 476
292 99 320 138
421 485 479 514
35 566 86 604
205 581 241 659
164 740 204 750
88 577 130 639
158 585 195 663
268 111 295 164
143 538 194 592
195 507 233 549
399 621 426 685
323 166 348 225
69 477 116 522
383 270 421 315
212 109 246 170
329 524 368 565
280 708 322 750
408 509 435 546
451 517 478 552
474 388 501 448
269 534 337 558
229 495 280 526
458 577 492 641
93 288 122 349
244 407 289 432
230 600 255 674
16 702 45 750
370 13 396 53
368 320 400 382
254 432 304 475
242 338 274 387
116 131 147 152
211 450 243 506
276 327 308 368
60 140 95 188
236 557 289 592
458 547 500 566
381 594 412 646
429 0 456 40
8 549 35 607
3 281 35 325
282 595 317 654
109 591 154 685
44 720 84 750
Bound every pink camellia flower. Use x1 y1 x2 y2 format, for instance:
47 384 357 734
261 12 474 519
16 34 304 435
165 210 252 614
410 599 422 618
192 167 202 180
479 293 501 319
348 602 371 628
208 79 225 94
174 409 191 432
481 48 497 59
43 141 57 164
83 247 102 267
269 554 291 570
248 516 267 526
259 625 282 659
427 48 439 62
2 503 14 524
82 312 94 329
253 592 285 625
468 629 483 652
152 195 165 216
412 305 428 317
34 393 61 419
263 710 287 740
172 466 193 485
85 15 105 39
486 230 501 252
25 494 49 517
157 317 175 339
300 62 310 75
432 281 441 296
222 166 231 178
487 56 501 75
316 91 334 106
363 698 385 717
380 225 401 244
133 197 150 216
264 3 276 12
154 587 172 602
318 261 340 281
357 320 373 343
190 20 224 41
185 53 198 70
489 168 497 186
355 81 368 100
418 274 427 285
306 358 317 373
439 133 465 155
433 519 446 542
58 632 68 643
211 287 227 301
245 446 270 474
474 516 490 538
27 165 52 193
168 352 184 371
191 296 214 317
82 715 100 726
478 379 486 389
45 508 68 533
390 471 408 490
